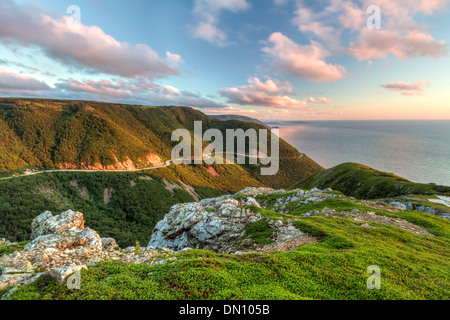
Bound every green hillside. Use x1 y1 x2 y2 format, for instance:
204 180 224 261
0 98 322 188
0 98 324 247
293 163 450 199
2 189 449 300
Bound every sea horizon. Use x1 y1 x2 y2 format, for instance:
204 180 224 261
273 119 450 186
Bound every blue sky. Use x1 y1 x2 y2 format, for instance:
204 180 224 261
1 0 449 120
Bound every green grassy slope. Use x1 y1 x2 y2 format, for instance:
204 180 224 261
2 193 448 300
293 163 450 199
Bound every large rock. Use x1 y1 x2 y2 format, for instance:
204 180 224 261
101 238 119 251
49 264 87 284
26 210 102 251
25 228 102 251
148 196 263 253
31 210 85 240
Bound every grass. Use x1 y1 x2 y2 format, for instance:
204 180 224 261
243 219 276 246
294 163 450 199
0 241 27 256
3 195 449 300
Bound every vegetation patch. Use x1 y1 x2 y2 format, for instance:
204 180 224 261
243 219 276 247
294 163 450 199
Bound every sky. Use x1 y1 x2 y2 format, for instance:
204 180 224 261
0 0 449 120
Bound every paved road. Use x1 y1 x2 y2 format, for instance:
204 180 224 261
0 153 304 181
0 160 173 181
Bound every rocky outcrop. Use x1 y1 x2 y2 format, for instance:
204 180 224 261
148 189 312 254
148 197 263 253
0 210 177 295
380 199 450 219
30 210 84 240
27 210 101 251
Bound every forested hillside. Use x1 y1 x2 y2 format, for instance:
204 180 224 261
0 98 322 188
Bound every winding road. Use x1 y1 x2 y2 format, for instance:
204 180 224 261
0 153 304 182
0 160 173 182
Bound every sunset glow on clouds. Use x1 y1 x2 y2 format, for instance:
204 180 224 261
0 0 449 120
381 81 430 96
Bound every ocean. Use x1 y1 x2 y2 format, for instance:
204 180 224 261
271 120 450 186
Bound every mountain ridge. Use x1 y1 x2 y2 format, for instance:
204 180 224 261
0 98 322 189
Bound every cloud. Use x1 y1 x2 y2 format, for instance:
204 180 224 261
292 7 341 49
166 52 184 64
0 68 51 95
348 0 449 60
54 77 225 108
262 32 346 82
219 77 309 109
0 0 178 79
349 29 448 60
290 0 448 61
192 0 250 46
304 97 332 104
381 81 430 96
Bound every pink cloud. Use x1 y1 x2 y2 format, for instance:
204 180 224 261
381 81 430 96
349 29 448 60
219 77 309 109
304 97 332 104
262 32 346 82
348 0 449 60
290 1 448 62
54 77 225 109
0 68 51 94
0 0 178 78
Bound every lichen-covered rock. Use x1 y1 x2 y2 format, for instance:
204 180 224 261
0 209 181 293
0 272 45 291
148 196 263 253
25 228 102 251
24 210 102 251
49 264 87 284
242 197 261 208
31 210 85 240
101 238 119 251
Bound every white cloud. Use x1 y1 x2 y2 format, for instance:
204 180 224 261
262 32 346 82
290 0 449 61
0 0 178 79
166 52 184 64
192 0 251 46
